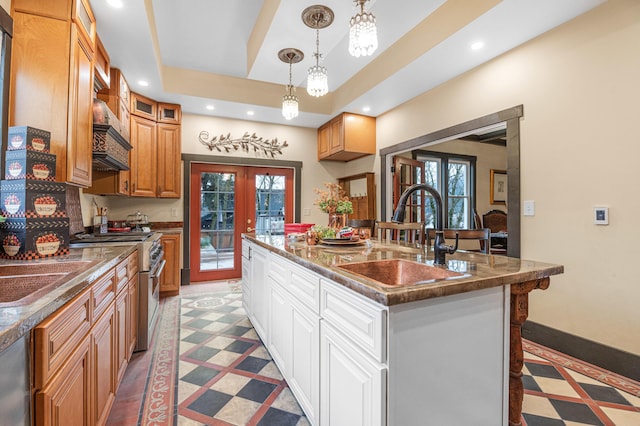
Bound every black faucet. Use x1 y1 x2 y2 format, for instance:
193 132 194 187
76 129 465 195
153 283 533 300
391 183 458 265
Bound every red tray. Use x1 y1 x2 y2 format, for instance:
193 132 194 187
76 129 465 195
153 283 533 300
284 223 314 235
108 227 131 233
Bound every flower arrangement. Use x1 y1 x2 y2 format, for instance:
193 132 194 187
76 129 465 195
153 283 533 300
314 182 353 214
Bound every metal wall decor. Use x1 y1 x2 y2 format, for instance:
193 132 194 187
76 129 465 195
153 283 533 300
198 131 288 157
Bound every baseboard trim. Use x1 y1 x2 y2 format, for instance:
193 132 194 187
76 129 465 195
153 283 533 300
181 268 190 285
522 321 640 382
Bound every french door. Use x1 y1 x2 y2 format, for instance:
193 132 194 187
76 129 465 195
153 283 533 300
189 163 294 282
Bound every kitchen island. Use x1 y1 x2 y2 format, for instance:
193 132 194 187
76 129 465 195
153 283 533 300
242 234 563 426
0 246 137 426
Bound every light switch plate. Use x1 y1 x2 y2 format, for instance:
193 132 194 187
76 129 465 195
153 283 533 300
303 208 311 216
523 200 535 216
594 207 609 225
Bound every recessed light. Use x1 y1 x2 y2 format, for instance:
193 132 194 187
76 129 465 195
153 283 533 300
247 111 255 116
362 106 371 112
470 41 484 51
138 80 149 87
107 0 123 8
206 105 214 111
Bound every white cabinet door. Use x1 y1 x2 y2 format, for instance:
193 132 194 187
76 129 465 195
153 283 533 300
250 244 269 341
268 278 291 375
289 298 320 425
241 240 251 312
320 322 386 426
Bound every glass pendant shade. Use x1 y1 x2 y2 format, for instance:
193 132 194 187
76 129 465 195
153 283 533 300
307 64 328 97
278 48 304 121
349 9 378 57
282 87 299 120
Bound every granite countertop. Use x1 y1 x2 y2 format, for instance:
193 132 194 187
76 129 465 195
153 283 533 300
244 234 564 306
0 246 136 353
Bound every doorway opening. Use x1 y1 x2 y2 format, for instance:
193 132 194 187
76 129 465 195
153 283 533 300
380 105 523 257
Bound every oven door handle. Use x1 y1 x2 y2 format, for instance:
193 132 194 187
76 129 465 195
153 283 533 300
151 259 166 279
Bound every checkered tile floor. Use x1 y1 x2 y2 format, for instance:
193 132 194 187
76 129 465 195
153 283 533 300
177 283 309 425
521 345 640 425
108 281 640 425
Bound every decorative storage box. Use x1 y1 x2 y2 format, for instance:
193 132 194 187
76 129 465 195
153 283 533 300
7 126 51 152
5 150 57 181
0 218 69 259
1 180 67 218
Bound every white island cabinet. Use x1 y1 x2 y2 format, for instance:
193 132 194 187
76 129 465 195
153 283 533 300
242 238 510 425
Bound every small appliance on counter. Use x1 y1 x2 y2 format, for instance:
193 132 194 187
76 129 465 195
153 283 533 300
126 211 150 232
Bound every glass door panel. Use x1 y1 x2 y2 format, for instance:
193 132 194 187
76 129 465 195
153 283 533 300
200 172 236 271
254 174 285 236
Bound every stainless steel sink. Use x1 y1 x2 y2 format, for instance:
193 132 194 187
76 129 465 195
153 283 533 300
0 260 100 306
336 258 467 287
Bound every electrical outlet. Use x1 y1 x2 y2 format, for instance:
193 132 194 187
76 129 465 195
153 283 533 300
303 208 310 216
171 208 178 217
523 200 535 216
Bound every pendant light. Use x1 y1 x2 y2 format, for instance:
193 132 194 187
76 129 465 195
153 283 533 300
278 48 304 120
349 0 378 58
302 5 334 98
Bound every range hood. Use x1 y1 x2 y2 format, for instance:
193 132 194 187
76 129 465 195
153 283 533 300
92 99 132 171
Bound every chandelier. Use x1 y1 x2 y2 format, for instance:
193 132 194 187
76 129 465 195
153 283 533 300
302 5 334 98
278 48 304 120
349 0 378 58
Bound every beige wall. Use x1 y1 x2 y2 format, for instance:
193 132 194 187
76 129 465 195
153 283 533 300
349 0 640 355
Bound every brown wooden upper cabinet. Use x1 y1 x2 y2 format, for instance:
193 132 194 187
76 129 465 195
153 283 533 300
317 112 376 162
94 35 111 90
129 93 182 198
89 68 132 196
10 0 97 187
130 92 158 121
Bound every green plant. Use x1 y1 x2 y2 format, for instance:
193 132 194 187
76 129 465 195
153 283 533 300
314 182 353 214
311 225 336 239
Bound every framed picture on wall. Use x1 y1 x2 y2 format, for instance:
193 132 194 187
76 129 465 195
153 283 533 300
490 169 507 205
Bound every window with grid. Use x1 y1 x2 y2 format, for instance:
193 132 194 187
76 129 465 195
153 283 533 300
416 152 476 229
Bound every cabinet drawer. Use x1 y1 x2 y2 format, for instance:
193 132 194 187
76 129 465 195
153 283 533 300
92 268 116 320
320 279 387 363
116 258 128 294
268 254 289 286
242 241 251 260
33 288 92 389
288 264 320 314
127 251 139 280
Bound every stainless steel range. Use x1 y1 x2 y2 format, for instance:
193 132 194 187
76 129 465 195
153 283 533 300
70 231 165 351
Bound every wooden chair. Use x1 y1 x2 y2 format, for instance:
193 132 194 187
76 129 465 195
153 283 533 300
482 209 507 233
347 219 376 239
426 228 490 254
375 221 424 244
482 209 507 254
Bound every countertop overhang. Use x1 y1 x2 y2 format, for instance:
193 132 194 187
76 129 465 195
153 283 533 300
0 246 136 353
243 234 564 306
